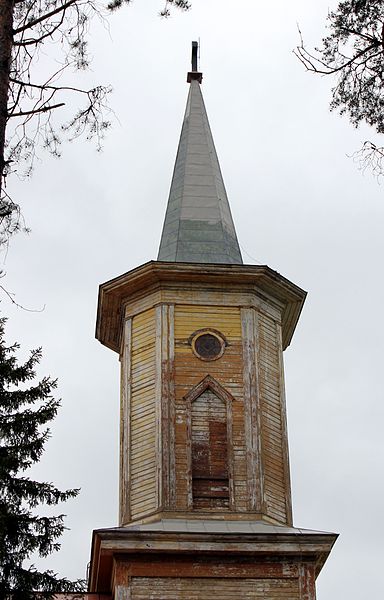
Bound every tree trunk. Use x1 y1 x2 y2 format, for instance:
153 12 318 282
0 0 13 199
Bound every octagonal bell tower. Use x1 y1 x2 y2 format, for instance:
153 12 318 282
89 42 337 600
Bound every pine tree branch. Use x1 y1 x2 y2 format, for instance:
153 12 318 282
9 77 97 96
339 26 378 43
13 0 78 35
13 11 66 46
294 40 378 76
8 102 65 118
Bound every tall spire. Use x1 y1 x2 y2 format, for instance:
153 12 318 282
157 42 243 264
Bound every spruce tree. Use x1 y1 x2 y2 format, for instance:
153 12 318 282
0 318 85 598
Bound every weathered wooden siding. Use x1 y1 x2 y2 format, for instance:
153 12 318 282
130 577 299 599
156 304 175 510
129 308 157 520
121 294 291 525
174 305 246 511
119 318 132 525
191 389 229 509
241 307 263 514
258 311 290 524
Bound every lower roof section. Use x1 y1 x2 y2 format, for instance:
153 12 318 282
89 519 338 593
96 518 332 536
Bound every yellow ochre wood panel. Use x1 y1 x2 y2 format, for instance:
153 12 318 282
130 577 299 599
174 305 247 513
175 309 242 342
130 308 157 519
258 312 288 522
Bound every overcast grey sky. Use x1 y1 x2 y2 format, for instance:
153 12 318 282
2 1 384 597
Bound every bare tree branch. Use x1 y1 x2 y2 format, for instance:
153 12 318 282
13 11 66 46
13 0 78 35
294 41 378 76
295 1 384 177
9 102 65 117
352 140 384 179
0 0 190 249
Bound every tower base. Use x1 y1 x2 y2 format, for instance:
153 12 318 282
88 519 337 599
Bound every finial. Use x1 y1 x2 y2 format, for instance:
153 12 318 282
191 40 198 71
187 40 203 84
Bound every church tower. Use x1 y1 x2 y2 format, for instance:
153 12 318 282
89 42 337 599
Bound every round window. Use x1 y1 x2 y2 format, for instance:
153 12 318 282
190 329 226 361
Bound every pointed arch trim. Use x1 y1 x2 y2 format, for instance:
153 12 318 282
183 374 236 406
184 375 234 511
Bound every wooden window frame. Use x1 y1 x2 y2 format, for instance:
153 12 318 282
184 375 235 510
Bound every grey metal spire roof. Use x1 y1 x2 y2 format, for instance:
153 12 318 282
157 49 243 264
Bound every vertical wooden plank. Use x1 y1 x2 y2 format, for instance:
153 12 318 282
253 310 265 514
155 305 164 509
258 310 289 524
168 304 176 508
226 384 234 510
298 564 316 600
185 395 193 509
156 303 176 510
241 307 263 512
130 308 157 519
276 321 293 526
116 584 131 600
161 304 170 508
120 317 132 525
156 303 176 509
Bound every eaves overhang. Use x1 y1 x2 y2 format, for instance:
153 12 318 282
95 261 307 353
88 523 337 593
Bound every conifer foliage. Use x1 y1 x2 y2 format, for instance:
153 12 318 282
295 0 384 175
0 318 84 598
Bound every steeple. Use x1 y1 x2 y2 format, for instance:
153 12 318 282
91 42 337 599
158 42 242 264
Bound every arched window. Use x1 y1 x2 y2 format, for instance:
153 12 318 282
185 375 234 511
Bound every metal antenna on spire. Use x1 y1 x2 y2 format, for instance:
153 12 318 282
187 40 203 84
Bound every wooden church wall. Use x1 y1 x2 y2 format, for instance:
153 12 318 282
120 291 292 525
258 312 292 524
111 556 318 600
129 576 299 599
173 304 246 512
127 308 157 520
191 389 230 510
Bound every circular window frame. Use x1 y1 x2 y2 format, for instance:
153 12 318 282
189 328 227 362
